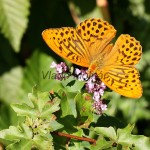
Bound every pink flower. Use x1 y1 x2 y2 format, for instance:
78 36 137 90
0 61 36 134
50 62 57 68
100 82 106 89
74 68 81 75
93 100 107 114
60 62 67 72
85 74 106 100
50 62 68 80
56 64 63 73
86 81 95 93
101 103 107 111
93 91 100 101
74 68 88 81
99 89 104 96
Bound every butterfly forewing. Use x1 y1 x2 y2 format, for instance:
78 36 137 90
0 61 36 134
76 18 116 62
104 34 142 66
42 27 90 67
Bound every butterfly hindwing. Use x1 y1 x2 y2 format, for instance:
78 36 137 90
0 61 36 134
96 65 142 98
95 34 143 98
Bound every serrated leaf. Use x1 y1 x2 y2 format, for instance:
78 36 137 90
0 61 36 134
0 66 23 104
117 124 150 150
31 87 51 113
0 124 32 141
75 93 93 117
49 121 63 131
19 50 62 101
12 87 60 119
11 103 36 118
75 93 94 127
0 123 54 150
58 89 77 118
91 137 114 150
6 139 32 150
94 127 117 141
0 0 30 52
33 134 54 150
41 98 60 118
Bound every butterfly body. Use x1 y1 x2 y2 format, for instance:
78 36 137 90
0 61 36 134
42 18 142 98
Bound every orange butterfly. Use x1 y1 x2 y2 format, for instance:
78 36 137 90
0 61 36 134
42 18 142 98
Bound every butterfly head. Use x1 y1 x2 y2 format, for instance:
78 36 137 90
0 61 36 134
88 63 97 77
88 58 103 75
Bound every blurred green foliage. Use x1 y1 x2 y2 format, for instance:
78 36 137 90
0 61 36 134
0 0 150 148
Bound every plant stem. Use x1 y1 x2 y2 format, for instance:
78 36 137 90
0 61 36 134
53 131 96 145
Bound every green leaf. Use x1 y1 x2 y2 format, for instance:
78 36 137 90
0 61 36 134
0 123 54 150
0 66 23 104
12 86 61 120
0 0 30 52
0 123 32 141
94 126 117 141
0 104 17 130
0 87 64 149
6 139 32 150
75 93 95 127
32 134 54 150
40 98 61 118
93 125 150 149
91 137 114 150
75 93 93 117
58 89 77 118
49 121 64 131
11 103 36 119
129 0 149 20
20 50 62 101
61 76 85 92
31 86 50 112
117 124 150 150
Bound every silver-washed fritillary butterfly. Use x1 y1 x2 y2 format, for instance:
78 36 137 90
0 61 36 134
42 18 142 98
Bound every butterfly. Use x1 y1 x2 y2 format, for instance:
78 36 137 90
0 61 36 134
42 18 142 98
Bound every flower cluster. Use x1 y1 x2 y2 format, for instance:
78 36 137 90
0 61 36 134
74 69 107 114
50 61 107 114
74 68 88 81
93 100 107 114
50 62 68 80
